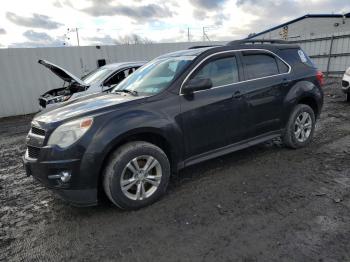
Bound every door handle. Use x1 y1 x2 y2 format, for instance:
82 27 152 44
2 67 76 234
282 78 291 87
233 91 242 99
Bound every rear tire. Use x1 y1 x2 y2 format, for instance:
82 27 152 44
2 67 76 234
283 104 316 149
103 141 170 210
347 93 350 102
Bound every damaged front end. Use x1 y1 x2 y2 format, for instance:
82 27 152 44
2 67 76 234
38 59 89 109
39 84 87 108
39 87 70 108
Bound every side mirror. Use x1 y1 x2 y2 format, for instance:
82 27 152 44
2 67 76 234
182 78 213 95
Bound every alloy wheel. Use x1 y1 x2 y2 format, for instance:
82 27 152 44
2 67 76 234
294 111 312 143
120 155 162 201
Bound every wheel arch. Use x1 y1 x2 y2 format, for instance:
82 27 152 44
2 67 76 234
97 128 178 198
297 96 320 118
284 80 323 119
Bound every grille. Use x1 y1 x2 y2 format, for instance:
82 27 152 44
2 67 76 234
342 80 349 88
27 146 40 159
31 126 46 137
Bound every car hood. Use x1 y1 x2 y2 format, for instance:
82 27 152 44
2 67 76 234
38 59 88 87
35 93 143 123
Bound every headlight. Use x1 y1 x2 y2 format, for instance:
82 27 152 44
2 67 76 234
346 68 350 76
49 95 71 104
48 117 93 148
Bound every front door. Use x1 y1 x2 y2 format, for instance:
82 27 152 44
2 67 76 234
180 53 247 160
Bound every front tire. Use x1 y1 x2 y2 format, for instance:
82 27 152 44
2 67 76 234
283 104 316 149
103 141 170 210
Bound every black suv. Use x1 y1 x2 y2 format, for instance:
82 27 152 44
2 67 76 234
24 40 324 209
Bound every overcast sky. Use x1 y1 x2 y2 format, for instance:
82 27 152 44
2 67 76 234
0 0 349 48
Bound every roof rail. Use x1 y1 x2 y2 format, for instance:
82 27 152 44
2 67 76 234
188 45 222 49
226 39 288 46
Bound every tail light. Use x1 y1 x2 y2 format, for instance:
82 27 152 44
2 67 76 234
316 70 325 87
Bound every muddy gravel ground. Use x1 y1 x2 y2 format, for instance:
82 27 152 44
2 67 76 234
1 80 350 262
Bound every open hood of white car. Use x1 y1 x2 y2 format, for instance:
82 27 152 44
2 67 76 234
38 59 88 87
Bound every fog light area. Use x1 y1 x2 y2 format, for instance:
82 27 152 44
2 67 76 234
48 171 72 183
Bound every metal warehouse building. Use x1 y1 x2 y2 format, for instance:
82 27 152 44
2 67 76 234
249 13 350 40
249 13 350 78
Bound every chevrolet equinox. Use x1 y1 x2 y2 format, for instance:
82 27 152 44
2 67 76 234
24 40 324 209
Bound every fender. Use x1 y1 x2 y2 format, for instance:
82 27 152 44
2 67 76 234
80 108 184 186
283 80 323 123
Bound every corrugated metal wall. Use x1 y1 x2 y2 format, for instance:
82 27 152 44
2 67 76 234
0 41 225 118
249 17 350 77
292 32 350 76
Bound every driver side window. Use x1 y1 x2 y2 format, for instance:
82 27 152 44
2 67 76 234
191 56 239 87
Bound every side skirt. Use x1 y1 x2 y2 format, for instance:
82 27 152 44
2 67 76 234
182 130 283 169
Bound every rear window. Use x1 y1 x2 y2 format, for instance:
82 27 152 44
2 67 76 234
242 52 279 80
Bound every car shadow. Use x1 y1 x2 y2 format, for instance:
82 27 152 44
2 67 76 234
63 138 286 216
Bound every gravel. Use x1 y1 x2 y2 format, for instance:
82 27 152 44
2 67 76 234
1 79 350 261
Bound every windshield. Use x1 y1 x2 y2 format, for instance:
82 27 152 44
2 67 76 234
81 68 113 85
112 56 195 95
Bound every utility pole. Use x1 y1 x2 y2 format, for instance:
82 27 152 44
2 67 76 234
64 28 81 46
76 28 80 46
187 27 190 42
202 27 210 42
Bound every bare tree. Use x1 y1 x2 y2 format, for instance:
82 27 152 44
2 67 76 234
117 34 154 45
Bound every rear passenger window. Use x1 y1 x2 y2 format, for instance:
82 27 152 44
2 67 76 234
191 56 239 87
242 53 279 80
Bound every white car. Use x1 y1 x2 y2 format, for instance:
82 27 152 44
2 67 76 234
38 60 145 108
342 67 350 102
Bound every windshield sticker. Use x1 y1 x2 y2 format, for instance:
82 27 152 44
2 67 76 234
298 50 307 63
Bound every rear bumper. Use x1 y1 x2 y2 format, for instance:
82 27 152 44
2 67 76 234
23 153 98 206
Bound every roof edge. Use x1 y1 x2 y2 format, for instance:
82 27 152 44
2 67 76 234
247 12 350 39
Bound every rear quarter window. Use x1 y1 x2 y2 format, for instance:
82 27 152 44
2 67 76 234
279 48 316 68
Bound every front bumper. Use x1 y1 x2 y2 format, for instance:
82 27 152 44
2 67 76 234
341 74 350 93
23 150 98 206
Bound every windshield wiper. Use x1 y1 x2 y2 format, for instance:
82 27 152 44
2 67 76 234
113 89 138 96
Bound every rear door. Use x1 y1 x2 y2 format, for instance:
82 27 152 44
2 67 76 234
180 52 248 159
239 50 291 137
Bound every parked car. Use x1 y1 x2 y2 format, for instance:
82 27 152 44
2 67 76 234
342 67 350 101
24 40 324 210
38 60 145 108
